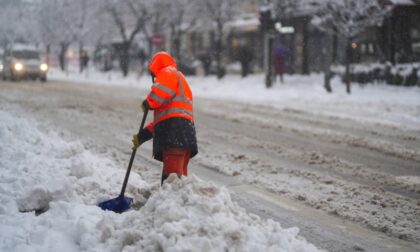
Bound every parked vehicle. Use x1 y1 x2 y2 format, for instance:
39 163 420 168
2 44 48 82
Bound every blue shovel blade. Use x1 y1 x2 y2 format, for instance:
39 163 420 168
98 195 133 213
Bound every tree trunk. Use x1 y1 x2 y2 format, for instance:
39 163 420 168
302 22 310 75
59 43 69 72
332 34 338 64
386 16 395 65
265 34 273 88
324 69 332 93
170 26 181 61
120 42 130 77
216 38 224 79
173 36 181 61
324 34 333 93
79 42 84 73
345 41 352 94
45 44 51 65
215 23 224 79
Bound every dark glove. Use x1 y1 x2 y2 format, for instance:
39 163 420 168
131 128 153 149
140 99 150 112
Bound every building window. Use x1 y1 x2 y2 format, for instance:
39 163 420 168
410 28 420 39
412 42 420 53
368 43 375 54
361 44 367 54
360 43 375 55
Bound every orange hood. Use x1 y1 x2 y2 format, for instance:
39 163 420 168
149 51 177 76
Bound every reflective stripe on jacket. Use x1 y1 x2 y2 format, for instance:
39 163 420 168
146 66 194 130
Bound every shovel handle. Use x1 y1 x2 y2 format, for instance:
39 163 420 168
119 109 149 197
137 109 149 135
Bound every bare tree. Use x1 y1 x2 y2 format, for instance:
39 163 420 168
64 0 95 72
165 0 201 61
0 0 39 46
36 0 78 71
312 0 391 94
36 0 107 72
200 0 240 79
58 0 105 72
274 0 301 18
38 0 61 65
104 0 149 76
139 0 168 56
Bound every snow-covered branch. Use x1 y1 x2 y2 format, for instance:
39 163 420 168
311 0 391 39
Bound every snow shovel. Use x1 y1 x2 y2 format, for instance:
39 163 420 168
98 109 149 213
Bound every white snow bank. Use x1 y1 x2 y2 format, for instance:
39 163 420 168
97 175 320 251
188 74 420 130
49 68 146 88
0 108 147 213
390 0 414 5
0 108 320 251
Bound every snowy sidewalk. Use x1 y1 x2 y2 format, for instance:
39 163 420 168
49 69 420 131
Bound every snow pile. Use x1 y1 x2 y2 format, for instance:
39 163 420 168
0 109 147 214
0 109 320 251
98 175 320 251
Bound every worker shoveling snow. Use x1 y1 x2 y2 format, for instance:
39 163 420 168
0 108 320 251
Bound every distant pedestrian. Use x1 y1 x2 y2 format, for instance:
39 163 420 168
137 48 148 76
197 49 212 76
59 49 66 71
273 44 290 83
405 67 418 86
237 45 254 77
80 50 90 72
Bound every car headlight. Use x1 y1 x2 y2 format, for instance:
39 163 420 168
14 63 23 71
0 64 3 71
40 63 48 72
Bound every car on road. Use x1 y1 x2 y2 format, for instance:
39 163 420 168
2 44 48 82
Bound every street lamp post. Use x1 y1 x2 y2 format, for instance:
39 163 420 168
260 5 275 88
260 3 295 88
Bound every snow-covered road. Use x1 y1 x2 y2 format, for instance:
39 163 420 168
1 78 419 251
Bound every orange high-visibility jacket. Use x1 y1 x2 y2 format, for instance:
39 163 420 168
145 52 194 131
